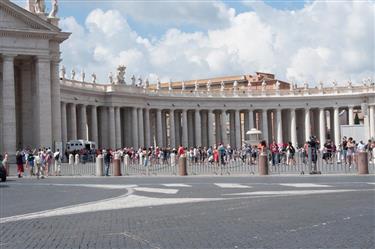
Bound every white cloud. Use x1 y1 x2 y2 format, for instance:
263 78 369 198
60 0 374 85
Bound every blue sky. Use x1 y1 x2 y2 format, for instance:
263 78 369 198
14 1 374 84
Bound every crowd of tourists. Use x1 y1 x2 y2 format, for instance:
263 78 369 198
1 136 374 177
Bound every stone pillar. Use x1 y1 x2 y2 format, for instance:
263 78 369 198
138 108 144 147
115 107 122 148
195 109 201 146
108 107 116 149
79 105 87 140
262 109 269 144
69 103 77 140
2 55 16 154
235 110 241 149
276 108 283 144
221 110 227 145
207 109 215 147
36 56 52 148
169 109 176 148
348 106 354 126
182 109 188 147
369 105 375 138
132 107 138 149
248 109 254 130
90 105 98 145
187 111 194 147
61 102 67 147
305 108 311 142
144 108 151 147
215 112 221 144
319 108 326 149
334 106 340 146
290 108 297 147
50 60 62 147
156 109 163 147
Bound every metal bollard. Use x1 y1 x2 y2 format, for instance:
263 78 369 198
96 155 104 176
170 153 176 167
69 154 74 165
178 156 188 176
258 154 269 175
113 159 121 176
74 154 79 165
357 152 369 174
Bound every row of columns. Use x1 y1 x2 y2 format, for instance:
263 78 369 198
60 104 375 150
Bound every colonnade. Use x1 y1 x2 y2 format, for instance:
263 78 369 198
60 103 375 149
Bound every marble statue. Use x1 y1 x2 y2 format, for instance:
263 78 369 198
220 81 225 91
81 69 85 82
332 80 338 88
60 65 66 79
168 80 173 91
233 80 238 89
156 79 161 91
71 69 76 80
91 73 97 84
145 79 149 89
304 82 309 90
261 80 266 91
319 81 324 90
289 81 294 91
34 0 45 14
131 75 136 86
275 80 280 90
207 80 211 92
48 0 58 18
108 72 114 84
181 81 185 91
116 65 126 85
194 81 199 92
347 81 353 88
138 77 143 87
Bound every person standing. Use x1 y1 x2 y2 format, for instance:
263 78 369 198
27 151 35 176
54 149 61 176
104 149 112 176
2 152 9 177
270 140 279 166
286 141 296 166
16 151 24 178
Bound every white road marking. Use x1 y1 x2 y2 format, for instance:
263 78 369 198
134 187 179 194
162 184 192 188
279 183 332 188
214 183 252 189
224 189 372 196
47 183 138 190
366 183 375 185
0 194 224 224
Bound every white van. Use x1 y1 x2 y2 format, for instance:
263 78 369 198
66 140 96 153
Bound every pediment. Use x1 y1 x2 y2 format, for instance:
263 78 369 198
0 1 60 32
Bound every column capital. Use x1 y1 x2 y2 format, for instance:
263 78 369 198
36 55 51 63
2 54 16 61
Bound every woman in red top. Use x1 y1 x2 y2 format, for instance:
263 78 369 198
213 147 219 164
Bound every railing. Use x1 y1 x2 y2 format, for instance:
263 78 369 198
7 151 375 177
60 79 375 98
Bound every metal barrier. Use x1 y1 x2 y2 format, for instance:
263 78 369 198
5 151 375 176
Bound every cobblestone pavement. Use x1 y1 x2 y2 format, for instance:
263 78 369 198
0 176 374 249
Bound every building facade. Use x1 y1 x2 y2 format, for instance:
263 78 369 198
1 0 375 155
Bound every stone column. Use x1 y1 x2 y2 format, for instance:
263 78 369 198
50 60 62 147
195 109 201 146
169 109 176 148
262 109 269 144
290 109 297 146
207 109 215 147
369 105 375 138
304 108 311 142
144 108 151 147
248 109 254 130
115 107 122 148
61 102 67 147
221 110 227 145
319 108 326 149
348 106 354 126
108 107 116 149
235 110 241 149
276 108 283 144
138 108 144 147
132 107 138 149
182 109 188 147
79 104 88 140
90 105 98 145
36 56 52 147
334 106 340 146
2 55 16 154
156 109 163 147
69 103 77 140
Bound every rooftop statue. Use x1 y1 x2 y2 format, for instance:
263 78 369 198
81 69 85 82
275 80 280 90
304 82 309 90
289 81 294 91
138 77 143 87
207 80 211 92
108 72 114 84
48 0 58 18
347 81 352 88
220 81 225 91
116 65 126 85
34 0 45 14
181 81 185 91
145 79 149 89
332 80 338 88
131 75 136 86
233 80 238 89
168 80 173 91
71 69 76 80
60 65 66 79
261 80 266 91
319 81 324 90
194 81 199 92
91 73 97 84
156 79 161 91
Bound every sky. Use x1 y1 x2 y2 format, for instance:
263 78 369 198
16 0 375 85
